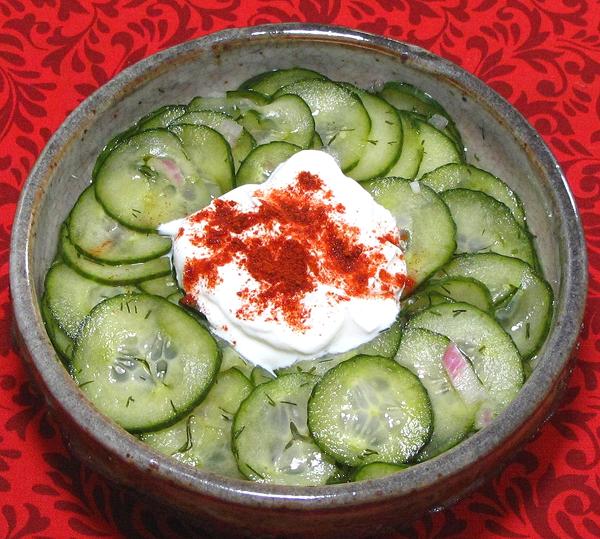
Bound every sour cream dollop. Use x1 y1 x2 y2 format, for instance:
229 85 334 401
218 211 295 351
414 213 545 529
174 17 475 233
159 150 407 372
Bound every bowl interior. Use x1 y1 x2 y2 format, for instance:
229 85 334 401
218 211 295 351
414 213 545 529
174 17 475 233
12 25 586 515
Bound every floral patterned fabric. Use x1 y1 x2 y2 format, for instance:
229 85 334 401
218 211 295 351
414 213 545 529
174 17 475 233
1 1 599 537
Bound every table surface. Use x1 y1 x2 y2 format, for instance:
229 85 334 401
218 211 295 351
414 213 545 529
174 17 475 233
1 1 599 537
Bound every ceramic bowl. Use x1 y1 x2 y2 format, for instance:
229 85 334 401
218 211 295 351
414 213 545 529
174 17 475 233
10 24 587 538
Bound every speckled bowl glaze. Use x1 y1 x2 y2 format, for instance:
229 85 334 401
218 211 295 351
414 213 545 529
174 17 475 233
10 24 587 538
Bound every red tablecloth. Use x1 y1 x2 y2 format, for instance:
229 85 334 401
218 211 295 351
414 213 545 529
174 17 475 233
1 1 599 537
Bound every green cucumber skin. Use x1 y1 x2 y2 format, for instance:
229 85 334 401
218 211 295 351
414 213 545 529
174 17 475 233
239 68 328 95
60 224 171 286
420 163 526 226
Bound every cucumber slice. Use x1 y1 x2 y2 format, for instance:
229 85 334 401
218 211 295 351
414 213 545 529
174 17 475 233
167 291 184 305
385 111 423 179
277 316 403 378
94 129 213 231
414 115 463 179
236 141 301 186
219 345 253 378
140 368 252 479
250 365 276 386
395 328 474 460
170 110 255 169
311 132 323 149
92 125 138 181
138 105 187 130
238 94 315 148
363 177 456 288
274 79 371 171
407 302 524 412
138 274 179 298
308 355 432 466
232 373 338 485
69 186 171 264
169 123 235 194
420 163 526 226
44 262 139 340
341 85 403 181
352 462 406 481
402 277 493 315
377 81 464 154
188 90 269 118
239 67 327 95
440 189 536 267
72 294 220 432
60 224 171 285
41 297 75 362
356 316 404 357
440 253 553 359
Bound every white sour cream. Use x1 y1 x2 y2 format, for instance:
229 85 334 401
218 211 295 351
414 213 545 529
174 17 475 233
159 150 406 372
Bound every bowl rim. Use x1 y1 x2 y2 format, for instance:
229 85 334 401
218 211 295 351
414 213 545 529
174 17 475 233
10 23 588 509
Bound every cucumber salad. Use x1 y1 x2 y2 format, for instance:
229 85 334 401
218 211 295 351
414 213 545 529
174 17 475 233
41 67 553 486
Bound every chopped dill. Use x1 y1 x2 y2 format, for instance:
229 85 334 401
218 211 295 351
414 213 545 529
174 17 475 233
174 415 194 454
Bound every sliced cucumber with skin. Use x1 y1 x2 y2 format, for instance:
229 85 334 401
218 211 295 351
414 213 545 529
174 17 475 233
140 368 252 479
44 262 139 340
138 104 187 130
167 291 184 305
92 125 138 182
420 163 526 226
138 274 179 298
218 345 253 378
413 115 463 179
170 110 255 169
407 302 524 412
60 224 171 285
340 84 403 181
352 462 407 482
308 355 432 467
250 365 276 386
232 373 338 485
363 177 456 289
395 328 474 460
440 253 553 359
238 94 315 148
386 111 423 179
240 67 328 95
69 186 171 265
92 105 186 182
41 297 75 362
169 123 235 195
441 189 536 267
72 294 220 432
94 129 213 231
377 81 464 155
402 277 493 315
277 317 403 378
311 132 323 149
274 79 371 171
236 141 301 186
188 90 269 119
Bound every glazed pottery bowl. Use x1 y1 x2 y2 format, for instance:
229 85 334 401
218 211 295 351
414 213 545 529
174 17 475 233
10 24 587 538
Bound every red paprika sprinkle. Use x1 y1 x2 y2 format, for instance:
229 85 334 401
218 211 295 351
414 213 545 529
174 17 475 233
181 171 405 330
